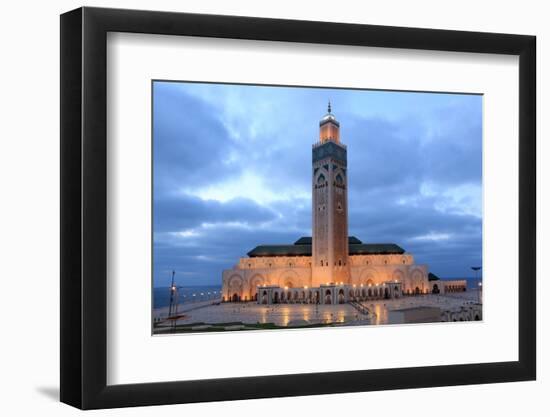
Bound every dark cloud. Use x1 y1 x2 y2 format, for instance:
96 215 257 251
154 194 279 233
153 83 241 193
153 82 482 286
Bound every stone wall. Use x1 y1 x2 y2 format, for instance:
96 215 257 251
222 253 430 301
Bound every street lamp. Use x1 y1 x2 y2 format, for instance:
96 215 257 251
478 281 483 304
168 270 176 318
471 266 481 282
471 266 482 300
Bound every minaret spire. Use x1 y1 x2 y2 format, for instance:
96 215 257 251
319 102 340 144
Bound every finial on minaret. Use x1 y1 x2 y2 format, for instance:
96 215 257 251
319 101 340 143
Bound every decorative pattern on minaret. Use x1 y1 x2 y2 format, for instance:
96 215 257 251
312 104 349 286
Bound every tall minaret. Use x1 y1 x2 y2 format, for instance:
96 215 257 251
312 103 350 287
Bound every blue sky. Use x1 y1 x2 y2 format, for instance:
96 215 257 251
153 81 482 287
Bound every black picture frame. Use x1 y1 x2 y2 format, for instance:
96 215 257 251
60 6 536 410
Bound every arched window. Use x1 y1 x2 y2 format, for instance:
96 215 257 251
317 174 326 185
335 173 344 186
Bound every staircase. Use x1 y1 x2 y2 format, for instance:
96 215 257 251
349 300 370 316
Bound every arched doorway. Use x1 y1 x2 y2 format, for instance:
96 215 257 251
325 289 332 304
339 289 346 304
432 284 440 294
261 291 268 304
384 287 390 299
273 292 280 304
415 287 421 295
231 293 239 302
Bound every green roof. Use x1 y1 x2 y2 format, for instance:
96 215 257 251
247 237 405 257
349 243 405 255
293 236 362 245
428 272 440 281
247 245 312 257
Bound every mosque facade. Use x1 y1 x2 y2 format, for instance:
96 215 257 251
221 105 465 304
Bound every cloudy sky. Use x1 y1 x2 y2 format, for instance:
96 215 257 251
153 81 482 287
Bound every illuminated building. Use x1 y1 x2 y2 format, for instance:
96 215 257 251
222 104 464 304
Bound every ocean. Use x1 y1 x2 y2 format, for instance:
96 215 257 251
153 285 222 309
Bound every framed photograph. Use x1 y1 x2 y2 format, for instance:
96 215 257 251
60 6 536 409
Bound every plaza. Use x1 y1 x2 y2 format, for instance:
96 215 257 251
153 289 481 333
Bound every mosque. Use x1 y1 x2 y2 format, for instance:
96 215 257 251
221 105 466 304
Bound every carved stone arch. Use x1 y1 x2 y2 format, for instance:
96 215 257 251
411 268 425 282
278 269 299 288
358 267 378 285
392 269 405 282
333 166 346 180
409 268 426 292
315 167 329 185
249 274 265 298
228 274 243 288
227 274 244 301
